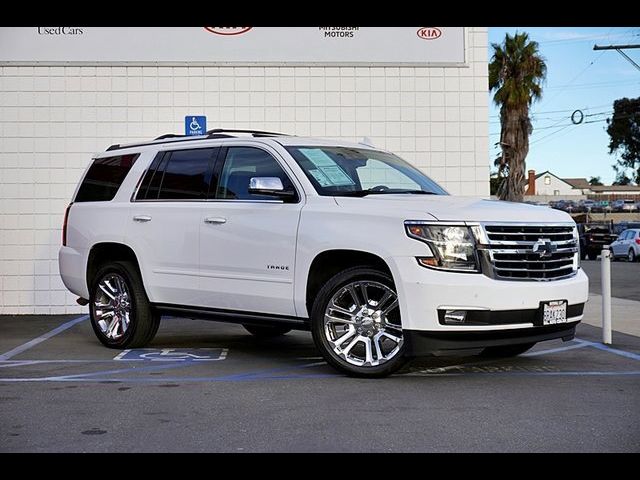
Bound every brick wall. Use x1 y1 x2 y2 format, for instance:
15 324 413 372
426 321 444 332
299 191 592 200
0 27 489 314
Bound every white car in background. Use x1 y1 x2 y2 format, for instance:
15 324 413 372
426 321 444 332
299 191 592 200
610 229 640 262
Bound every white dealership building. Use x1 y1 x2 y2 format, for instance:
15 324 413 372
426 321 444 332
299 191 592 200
0 27 489 314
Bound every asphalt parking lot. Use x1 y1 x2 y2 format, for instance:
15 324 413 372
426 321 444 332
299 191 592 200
581 259 640 301
1 307 639 452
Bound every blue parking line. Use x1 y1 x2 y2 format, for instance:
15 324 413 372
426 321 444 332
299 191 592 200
522 341 590 357
0 315 89 361
580 341 640 362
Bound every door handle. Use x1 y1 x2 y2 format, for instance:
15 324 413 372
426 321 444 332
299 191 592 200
204 217 227 225
133 215 152 223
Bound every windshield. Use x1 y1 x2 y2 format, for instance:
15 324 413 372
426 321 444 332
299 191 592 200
285 146 448 197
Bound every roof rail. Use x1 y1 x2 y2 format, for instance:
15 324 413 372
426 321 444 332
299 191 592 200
104 129 290 153
206 129 289 138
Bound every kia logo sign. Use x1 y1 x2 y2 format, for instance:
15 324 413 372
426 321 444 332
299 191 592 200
204 27 252 36
417 27 442 40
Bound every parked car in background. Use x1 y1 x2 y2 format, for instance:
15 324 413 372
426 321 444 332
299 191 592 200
621 200 638 212
581 199 597 211
610 229 640 262
578 222 618 260
612 199 637 212
613 222 640 235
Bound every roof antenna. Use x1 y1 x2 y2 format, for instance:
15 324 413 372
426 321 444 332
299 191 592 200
360 137 375 148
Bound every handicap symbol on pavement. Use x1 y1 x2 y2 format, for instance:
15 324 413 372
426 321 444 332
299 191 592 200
185 115 207 136
114 348 227 362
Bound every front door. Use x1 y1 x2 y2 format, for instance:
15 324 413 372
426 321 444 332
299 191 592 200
198 145 303 316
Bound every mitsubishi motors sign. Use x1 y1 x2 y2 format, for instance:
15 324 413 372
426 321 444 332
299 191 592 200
0 27 466 65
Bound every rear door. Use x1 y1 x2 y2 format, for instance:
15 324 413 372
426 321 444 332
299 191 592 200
197 144 304 316
126 147 218 306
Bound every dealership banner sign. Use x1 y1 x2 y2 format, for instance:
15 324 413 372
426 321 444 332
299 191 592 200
0 27 466 66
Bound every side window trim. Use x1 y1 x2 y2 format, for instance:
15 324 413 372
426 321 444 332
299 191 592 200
211 145 300 204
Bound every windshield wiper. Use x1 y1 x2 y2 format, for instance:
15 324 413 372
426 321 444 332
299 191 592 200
335 189 438 197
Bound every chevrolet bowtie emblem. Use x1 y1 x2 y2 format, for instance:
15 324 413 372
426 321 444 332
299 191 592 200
532 238 557 258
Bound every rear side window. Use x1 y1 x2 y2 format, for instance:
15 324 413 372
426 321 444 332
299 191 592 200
75 154 139 202
135 148 217 201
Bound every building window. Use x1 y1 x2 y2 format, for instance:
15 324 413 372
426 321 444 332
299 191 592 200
554 190 560 196
544 175 551 185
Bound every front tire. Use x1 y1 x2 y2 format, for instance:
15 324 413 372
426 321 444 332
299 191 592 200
89 261 160 349
480 342 536 358
588 251 598 261
311 267 406 378
243 324 291 337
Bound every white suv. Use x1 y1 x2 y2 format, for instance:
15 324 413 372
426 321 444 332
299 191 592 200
59 130 589 377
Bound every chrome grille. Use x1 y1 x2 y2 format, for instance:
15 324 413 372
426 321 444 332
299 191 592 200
480 224 579 281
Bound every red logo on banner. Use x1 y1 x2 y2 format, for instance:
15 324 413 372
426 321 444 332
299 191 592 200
204 27 253 36
417 27 442 40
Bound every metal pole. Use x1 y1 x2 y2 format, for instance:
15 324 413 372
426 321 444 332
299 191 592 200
601 247 612 345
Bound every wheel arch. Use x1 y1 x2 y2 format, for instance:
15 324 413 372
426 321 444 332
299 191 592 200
86 242 146 296
304 249 395 317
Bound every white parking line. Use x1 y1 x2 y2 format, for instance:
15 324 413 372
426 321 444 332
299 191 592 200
0 315 89 361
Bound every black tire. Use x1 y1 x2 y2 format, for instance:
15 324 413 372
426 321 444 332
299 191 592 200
89 260 160 349
243 324 291 337
580 250 587 261
480 342 536 358
629 250 637 263
310 266 406 378
587 251 598 261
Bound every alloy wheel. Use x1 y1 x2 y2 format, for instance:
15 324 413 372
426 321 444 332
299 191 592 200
323 281 402 367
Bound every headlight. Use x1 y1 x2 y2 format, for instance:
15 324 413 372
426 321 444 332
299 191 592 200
406 223 479 272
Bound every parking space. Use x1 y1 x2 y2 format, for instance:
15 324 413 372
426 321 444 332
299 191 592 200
1 314 639 452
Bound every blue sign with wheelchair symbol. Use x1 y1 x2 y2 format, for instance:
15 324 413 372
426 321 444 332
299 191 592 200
185 116 206 136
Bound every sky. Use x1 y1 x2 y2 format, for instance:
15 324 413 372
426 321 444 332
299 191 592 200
488 27 640 185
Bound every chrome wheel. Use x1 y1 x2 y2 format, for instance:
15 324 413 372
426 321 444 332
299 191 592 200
93 273 131 341
324 281 402 367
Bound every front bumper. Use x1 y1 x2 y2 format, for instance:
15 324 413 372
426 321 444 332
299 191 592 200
404 322 579 356
388 256 589 332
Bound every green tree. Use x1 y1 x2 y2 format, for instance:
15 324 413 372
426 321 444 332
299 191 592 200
607 97 640 184
588 176 603 186
489 32 547 202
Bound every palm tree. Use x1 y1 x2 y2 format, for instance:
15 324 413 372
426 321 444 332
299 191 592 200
489 32 547 202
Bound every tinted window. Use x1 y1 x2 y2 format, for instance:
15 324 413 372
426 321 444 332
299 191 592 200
135 153 167 201
149 149 216 201
216 147 296 201
75 154 139 202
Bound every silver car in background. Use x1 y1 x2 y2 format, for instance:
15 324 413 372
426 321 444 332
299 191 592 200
610 229 640 262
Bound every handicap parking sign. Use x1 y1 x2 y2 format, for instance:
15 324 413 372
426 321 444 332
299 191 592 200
185 116 206 136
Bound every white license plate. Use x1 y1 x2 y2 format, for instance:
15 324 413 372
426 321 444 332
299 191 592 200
542 301 567 325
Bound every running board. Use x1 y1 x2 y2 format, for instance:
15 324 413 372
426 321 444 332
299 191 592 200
154 304 311 331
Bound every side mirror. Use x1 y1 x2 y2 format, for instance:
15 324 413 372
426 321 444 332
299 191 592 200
248 177 296 200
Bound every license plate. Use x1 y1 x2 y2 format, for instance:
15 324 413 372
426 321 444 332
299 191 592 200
542 301 567 325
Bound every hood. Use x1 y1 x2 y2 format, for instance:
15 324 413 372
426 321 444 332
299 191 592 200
334 195 574 223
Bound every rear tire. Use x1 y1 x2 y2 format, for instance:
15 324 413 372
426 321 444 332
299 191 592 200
89 261 160 349
480 342 536 358
310 266 406 378
243 324 291 337
587 252 598 261
629 249 637 263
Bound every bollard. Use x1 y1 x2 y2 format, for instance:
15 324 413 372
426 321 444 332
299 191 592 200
601 247 612 345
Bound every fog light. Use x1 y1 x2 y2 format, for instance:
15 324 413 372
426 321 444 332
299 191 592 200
444 310 467 324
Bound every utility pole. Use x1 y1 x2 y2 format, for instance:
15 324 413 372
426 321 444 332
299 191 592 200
593 44 640 72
